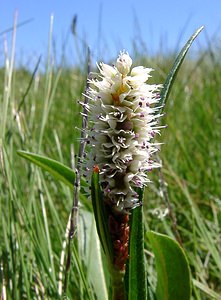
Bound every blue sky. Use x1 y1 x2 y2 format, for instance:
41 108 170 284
0 1 221 67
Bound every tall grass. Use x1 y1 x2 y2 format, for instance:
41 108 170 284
0 20 221 299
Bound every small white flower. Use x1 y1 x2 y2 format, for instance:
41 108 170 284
85 52 162 213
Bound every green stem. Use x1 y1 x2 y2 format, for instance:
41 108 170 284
111 268 126 300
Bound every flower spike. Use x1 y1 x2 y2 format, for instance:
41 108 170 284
85 51 162 214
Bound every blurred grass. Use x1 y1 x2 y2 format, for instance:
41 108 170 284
0 21 221 299
143 49 221 299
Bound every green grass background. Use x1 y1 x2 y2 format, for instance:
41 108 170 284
0 24 221 299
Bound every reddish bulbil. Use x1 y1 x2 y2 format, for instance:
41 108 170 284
108 212 130 271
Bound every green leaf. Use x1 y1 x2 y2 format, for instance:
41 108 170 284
147 231 191 300
17 150 75 188
126 189 147 300
159 26 204 114
79 210 108 300
17 150 91 211
90 169 113 264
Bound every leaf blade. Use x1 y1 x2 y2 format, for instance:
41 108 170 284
17 150 91 210
91 169 113 264
127 190 147 300
159 26 204 113
147 231 191 300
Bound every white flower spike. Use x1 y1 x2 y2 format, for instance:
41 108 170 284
85 51 162 213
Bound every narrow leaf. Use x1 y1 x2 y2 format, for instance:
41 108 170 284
159 26 204 113
17 150 75 188
17 150 91 210
91 168 113 264
147 231 191 300
83 213 108 300
127 189 147 300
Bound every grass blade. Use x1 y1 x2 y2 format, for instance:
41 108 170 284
192 279 221 300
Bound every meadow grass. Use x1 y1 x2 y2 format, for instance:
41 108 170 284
0 25 221 299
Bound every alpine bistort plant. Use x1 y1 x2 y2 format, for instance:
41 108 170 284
16 26 204 300
84 51 163 280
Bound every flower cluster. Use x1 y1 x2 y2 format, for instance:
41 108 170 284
85 51 162 213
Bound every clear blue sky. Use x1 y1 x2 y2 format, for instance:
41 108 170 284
0 0 221 67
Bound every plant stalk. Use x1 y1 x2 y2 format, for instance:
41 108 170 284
110 268 126 300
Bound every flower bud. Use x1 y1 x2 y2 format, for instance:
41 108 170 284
116 52 132 76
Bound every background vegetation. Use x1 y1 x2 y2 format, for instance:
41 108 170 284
0 23 221 299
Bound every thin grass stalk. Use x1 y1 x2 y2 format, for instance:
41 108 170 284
168 164 221 272
63 47 91 292
58 214 71 296
38 15 54 150
37 172 56 282
1 12 17 141
157 163 182 246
